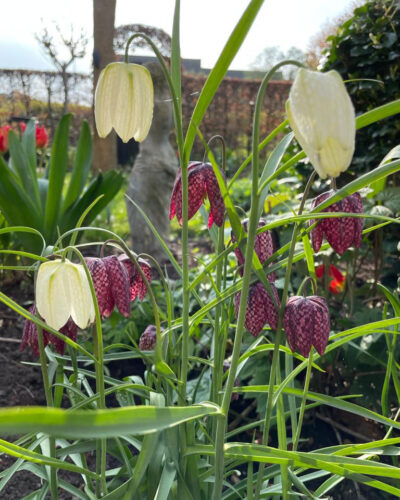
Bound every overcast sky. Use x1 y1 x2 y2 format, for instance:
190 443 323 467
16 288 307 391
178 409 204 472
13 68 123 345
0 0 357 73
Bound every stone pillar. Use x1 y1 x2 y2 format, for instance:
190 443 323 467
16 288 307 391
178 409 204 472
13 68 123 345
126 61 178 262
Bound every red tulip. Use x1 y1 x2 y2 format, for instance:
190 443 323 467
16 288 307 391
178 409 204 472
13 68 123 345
315 264 345 295
0 125 12 153
35 125 48 148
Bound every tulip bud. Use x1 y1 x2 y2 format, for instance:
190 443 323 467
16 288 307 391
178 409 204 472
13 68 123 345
36 260 95 331
287 69 355 179
95 62 154 143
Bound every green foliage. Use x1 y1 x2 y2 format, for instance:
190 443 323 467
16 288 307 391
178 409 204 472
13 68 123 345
0 116 123 253
322 0 400 175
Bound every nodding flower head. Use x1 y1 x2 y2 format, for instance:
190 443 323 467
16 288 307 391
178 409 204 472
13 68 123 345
36 259 95 331
235 281 280 337
231 218 276 280
138 325 158 351
283 295 330 357
94 62 154 143
287 68 355 179
21 305 78 356
118 254 152 301
169 161 225 228
310 191 363 255
85 256 130 318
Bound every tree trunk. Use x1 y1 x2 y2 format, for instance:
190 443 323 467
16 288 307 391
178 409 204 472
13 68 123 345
93 0 117 172
62 70 69 115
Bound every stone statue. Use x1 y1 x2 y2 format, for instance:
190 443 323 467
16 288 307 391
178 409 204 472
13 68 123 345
126 61 178 262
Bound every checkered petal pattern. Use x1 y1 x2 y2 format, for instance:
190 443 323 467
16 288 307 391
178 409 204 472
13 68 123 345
235 281 280 337
231 219 276 280
169 162 225 227
310 190 364 255
138 324 158 351
283 295 330 357
21 305 78 356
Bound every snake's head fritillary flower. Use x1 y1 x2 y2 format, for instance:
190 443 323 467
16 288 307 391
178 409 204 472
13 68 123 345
231 218 276 280
138 325 159 351
235 281 280 337
310 191 363 255
287 69 355 179
169 162 225 228
95 62 154 143
21 305 79 356
85 256 131 317
283 295 330 357
118 254 152 301
36 259 95 331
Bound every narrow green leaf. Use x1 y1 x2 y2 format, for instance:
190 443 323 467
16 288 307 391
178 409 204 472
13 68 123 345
8 130 41 209
44 114 72 240
0 437 98 479
183 0 264 160
0 403 221 438
257 132 294 218
62 120 93 212
21 120 37 178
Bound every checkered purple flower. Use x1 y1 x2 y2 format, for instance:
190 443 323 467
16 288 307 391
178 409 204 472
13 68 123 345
283 295 330 357
235 281 280 337
310 191 363 255
169 161 225 228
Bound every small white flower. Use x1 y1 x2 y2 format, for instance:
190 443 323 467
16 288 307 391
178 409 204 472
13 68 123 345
36 260 95 331
287 69 356 179
95 62 154 143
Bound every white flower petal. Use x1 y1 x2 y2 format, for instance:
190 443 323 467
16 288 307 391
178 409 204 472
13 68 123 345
287 69 355 179
95 62 154 143
36 261 71 330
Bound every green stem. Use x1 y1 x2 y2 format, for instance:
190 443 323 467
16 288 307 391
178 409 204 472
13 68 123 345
211 58 303 500
37 326 58 500
292 349 313 451
254 170 316 499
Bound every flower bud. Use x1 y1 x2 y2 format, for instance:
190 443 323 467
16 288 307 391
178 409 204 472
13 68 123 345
139 325 158 351
287 69 355 179
95 62 154 143
283 295 330 357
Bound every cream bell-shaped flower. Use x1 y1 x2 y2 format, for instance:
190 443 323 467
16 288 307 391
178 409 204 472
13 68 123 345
95 62 154 143
286 69 356 179
36 260 95 331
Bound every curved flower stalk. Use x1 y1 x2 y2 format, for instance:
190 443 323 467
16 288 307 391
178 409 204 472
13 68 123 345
169 161 226 228
95 62 154 143
36 259 95 331
287 68 356 179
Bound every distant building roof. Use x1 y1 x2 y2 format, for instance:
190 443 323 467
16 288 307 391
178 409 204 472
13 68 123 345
126 55 283 80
